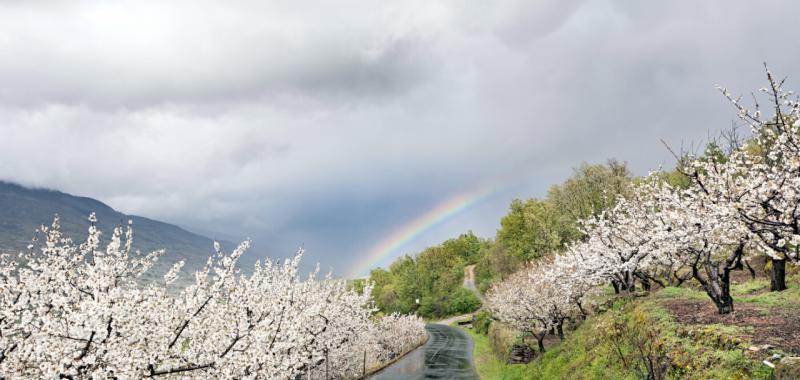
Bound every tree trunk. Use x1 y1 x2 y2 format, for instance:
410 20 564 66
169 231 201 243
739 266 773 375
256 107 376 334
744 259 756 280
771 258 787 292
616 272 636 296
576 301 587 320
712 262 735 315
640 275 651 291
624 271 636 293
716 298 734 314
692 249 736 315
536 334 545 353
556 322 564 341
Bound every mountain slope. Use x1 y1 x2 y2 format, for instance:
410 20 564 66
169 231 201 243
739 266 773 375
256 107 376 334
0 181 228 278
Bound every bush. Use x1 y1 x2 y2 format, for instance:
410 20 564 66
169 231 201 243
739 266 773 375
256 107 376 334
478 278 493 294
474 310 492 335
448 287 482 314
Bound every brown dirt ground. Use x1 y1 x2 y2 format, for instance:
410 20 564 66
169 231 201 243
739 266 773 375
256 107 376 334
662 298 800 354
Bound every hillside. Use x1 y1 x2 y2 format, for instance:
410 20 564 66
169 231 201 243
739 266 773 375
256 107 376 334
463 270 799 379
0 181 231 279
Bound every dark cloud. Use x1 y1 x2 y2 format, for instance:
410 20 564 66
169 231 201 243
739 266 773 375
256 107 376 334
1 1 799 275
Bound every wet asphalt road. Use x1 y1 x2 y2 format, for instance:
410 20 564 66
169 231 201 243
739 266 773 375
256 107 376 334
368 324 480 380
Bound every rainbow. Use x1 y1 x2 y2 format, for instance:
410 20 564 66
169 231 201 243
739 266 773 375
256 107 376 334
347 184 498 278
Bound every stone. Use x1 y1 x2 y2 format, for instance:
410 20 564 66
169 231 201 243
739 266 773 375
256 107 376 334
507 344 534 364
775 357 800 380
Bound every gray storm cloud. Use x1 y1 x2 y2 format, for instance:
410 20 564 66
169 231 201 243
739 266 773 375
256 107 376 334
1 0 799 275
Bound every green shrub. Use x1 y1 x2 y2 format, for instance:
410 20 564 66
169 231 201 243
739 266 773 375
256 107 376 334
474 310 492 335
448 287 482 314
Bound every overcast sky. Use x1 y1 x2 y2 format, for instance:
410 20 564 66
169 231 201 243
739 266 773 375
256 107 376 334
1 1 799 276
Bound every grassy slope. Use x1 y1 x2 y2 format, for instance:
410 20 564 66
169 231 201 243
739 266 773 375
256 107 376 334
464 275 799 380
461 326 536 380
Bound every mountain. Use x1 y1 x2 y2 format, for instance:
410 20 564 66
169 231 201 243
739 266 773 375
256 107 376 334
0 181 231 281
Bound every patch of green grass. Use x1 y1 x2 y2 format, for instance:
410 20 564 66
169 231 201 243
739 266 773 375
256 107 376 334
731 278 769 295
654 286 708 301
526 298 771 380
526 310 634 380
468 277 789 379
459 326 536 380
737 283 800 308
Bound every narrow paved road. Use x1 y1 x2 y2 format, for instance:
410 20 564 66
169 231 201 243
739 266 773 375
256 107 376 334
368 324 480 380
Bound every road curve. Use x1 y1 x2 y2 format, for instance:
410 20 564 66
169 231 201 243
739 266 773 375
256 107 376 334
368 324 480 380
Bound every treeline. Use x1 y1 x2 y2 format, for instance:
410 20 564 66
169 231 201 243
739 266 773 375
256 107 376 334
475 160 634 293
369 233 485 318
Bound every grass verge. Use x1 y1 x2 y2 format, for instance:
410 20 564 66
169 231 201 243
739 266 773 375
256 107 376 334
458 325 535 380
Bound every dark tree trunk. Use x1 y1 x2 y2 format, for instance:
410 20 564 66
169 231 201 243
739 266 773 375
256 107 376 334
625 271 636 293
771 258 787 292
617 272 636 295
537 334 545 353
744 259 756 280
556 322 564 341
716 298 734 314
640 275 651 291
576 301 587 320
692 245 740 315
672 271 692 288
714 264 735 314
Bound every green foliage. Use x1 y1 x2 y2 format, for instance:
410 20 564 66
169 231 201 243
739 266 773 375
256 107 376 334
546 160 632 241
368 233 490 318
526 297 771 380
467 277 785 379
655 169 691 190
442 231 486 264
473 310 492 335
480 160 632 290
497 199 562 261
475 241 521 294
347 278 366 294
460 325 536 380
495 161 631 263
600 306 671 379
449 287 482 315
